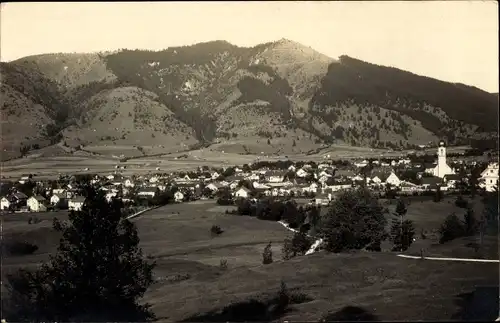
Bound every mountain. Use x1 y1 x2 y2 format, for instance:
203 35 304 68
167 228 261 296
1 40 497 160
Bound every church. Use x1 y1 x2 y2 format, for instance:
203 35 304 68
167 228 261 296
425 141 456 178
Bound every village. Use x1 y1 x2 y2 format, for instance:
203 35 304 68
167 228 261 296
1 141 498 213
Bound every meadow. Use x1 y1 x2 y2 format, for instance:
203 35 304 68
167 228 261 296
1 197 498 321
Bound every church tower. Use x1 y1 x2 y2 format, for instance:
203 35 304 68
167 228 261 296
437 141 448 178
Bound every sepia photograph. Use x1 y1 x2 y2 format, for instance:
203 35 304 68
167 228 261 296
0 1 498 322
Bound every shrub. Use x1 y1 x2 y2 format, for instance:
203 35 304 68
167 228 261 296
210 225 223 236
219 259 228 270
455 195 468 208
262 242 273 265
463 207 477 236
282 232 312 260
439 213 465 244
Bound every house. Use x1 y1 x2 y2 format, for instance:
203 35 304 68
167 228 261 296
385 171 401 186
174 191 184 202
50 194 67 206
52 188 66 195
211 171 220 180
326 180 352 192
443 174 461 189
18 175 31 184
27 196 47 212
479 162 499 192
206 183 223 192
420 177 443 190
296 168 308 178
303 182 319 193
149 175 160 183
1 196 12 210
69 196 86 211
111 176 124 186
370 171 401 187
137 187 159 198
400 181 419 193
234 186 251 198
124 178 135 188
5 191 29 208
314 193 332 206
245 173 260 181
354 160 369 168
105 192 118 202
265 171 285 183
253 182 270 190
288 165 296 172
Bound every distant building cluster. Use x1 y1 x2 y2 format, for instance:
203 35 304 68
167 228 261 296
0 142 497 214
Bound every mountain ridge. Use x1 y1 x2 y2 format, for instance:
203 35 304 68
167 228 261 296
1 39 497 160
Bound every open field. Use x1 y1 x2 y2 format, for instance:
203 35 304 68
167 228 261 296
2 199 498 321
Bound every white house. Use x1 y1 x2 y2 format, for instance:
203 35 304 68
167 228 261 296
50 194 65 206
27 196 47 212
206 183 222 192
234 187 251 198
18 175 30 185
385 172 401 187
246 173 260 181
105 192 118 202
124 179 135 188
211 171 220 180
149 176 160 183
288 165 296 172
1 197 11 210
354 160 369 168
296 168 308 178
69 196 86 211
303 182 319 193
480 162 499 192
137 188 158 198
265 171 285 183
174 191 184 202
430 141 456 178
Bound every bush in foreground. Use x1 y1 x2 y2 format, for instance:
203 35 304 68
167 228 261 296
282 232 313 260
439 213 465 244
262 242 273 264
3 185 156 322
210 225 223 236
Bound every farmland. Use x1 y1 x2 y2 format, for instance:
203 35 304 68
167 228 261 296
0 142 430 180
2 197 498 321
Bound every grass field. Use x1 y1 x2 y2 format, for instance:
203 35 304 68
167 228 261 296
0 141 431 180
1 199 498 321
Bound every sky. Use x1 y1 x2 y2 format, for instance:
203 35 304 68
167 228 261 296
1 1 498 92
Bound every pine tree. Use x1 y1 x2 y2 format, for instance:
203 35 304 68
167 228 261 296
439 213 465 244
391 220 416 251
262 242 273 264
463 207 477 236
3 184 156 322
